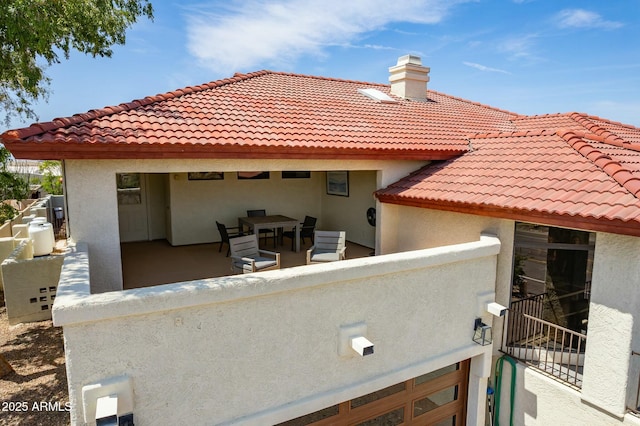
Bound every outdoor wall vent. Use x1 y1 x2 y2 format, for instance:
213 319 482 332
82 375 134 426
357 88 397 104
338 322 375 357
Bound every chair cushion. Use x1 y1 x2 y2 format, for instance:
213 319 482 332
234 256 278 273
310 250 342 263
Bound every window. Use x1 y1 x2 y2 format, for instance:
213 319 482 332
512 223 595 333
116 173 141 205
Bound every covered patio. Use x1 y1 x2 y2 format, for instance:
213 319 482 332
121 238 373 289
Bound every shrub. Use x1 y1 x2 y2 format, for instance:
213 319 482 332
39 160 63 195
0 203 17 223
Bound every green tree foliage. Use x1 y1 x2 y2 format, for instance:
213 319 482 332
0 0 153 124
0 147 29 222
39 160 63 195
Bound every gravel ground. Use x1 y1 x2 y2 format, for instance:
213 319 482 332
0 291 70 426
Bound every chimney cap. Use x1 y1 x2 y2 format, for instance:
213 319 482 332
395 54 423 66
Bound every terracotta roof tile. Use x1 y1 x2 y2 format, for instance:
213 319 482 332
1 71 518 160
377 127 640 236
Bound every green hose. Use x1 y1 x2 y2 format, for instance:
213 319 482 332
494 355 516 426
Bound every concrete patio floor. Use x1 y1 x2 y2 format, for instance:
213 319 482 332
121 237 373 290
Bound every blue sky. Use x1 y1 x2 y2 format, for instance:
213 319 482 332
5 0 640 131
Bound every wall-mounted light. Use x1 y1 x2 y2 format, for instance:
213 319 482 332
473 318 492 346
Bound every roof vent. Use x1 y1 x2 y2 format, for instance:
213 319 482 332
389 55 430 100
357 88 397 104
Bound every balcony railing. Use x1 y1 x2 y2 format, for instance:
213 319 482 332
502 308 586 388
507 293 545 343
628 351 640 415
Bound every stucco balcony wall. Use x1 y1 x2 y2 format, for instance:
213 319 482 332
54 236 501 426
503 363 640 426
1 239 63 325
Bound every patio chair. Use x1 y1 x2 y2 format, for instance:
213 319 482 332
229 234 280 274
247 209 277 247
282 215 317 251
216 221 244 257
306 230 346 264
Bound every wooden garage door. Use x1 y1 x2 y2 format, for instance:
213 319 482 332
277 359 469 426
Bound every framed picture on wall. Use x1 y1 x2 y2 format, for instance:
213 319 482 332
326 171 349 197
238 171 270 180
188 172 224 180
282 171 311 179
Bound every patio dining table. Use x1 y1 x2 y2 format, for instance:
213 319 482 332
238 215 301 252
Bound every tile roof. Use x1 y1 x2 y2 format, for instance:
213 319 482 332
0 71 517 160
376 114 640 236
3 68 640 236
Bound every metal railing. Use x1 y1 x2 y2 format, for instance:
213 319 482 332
628 351 640 415
52 216 66 239
507 293 545 344
502 309 586 388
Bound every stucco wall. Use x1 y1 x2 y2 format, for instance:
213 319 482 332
2 239 62 325
321 170 377 248
582 232 640 417
380 204 513 251
379 204 515 320
168 171 324 246
64 161 122 293
63 159 423 293
54 236 500 425
503 363 640 426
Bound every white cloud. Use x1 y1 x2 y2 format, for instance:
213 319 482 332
463 62 510 74
498 34 541 62
360 44 397 51
554 9 623 30
185 0 469 74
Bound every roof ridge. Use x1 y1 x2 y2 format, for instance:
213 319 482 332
268 70 388 88
568 112 640 153
558 129 640 198
569 112 621 141
2 70 273 141
577 112 640 130
512 111 640 132
428 89 520 117
512 112 567 121
468 129 556 139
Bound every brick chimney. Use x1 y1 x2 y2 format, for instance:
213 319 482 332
389 55 430 100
